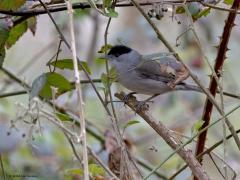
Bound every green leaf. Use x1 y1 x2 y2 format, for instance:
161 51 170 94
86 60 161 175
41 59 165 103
101 73 109 89
193 8 211 20
31 72 72 99
0 0 26 10
46 72 72 90
56 112 73 122
192 120 204 134
100 68 117 92
98 44 112 54
123 120 140 130
65 168 83 176
107 9 118 18
176 6 185 14
89 164 105 176
224 0 233 5
6 21 28 49
48 59 91 74
103 0 112 8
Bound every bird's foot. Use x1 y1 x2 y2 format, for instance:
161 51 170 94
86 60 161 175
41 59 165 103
123 92 137 105
167 81 176 89
135 101 149 113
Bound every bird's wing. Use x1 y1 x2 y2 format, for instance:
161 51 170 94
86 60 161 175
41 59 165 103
135 56 184 83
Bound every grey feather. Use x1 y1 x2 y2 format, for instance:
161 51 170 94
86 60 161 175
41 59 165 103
107 46 201 95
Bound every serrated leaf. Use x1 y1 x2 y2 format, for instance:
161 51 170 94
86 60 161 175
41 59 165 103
31 72 72 99
56 112 73 122
0 0 26 10
65 168 83 176
6 21 28 49
98 44 112 54
48 59 91 74
223 0 233 5
89 164 105 176
123 120 140 130
27 16 37 36
107 9 118 18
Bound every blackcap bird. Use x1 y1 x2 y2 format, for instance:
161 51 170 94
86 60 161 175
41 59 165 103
104 45 239 101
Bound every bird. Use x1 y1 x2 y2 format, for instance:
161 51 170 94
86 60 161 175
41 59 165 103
104 45 239 102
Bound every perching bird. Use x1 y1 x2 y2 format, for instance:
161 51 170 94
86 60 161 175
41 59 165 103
105 45 239 100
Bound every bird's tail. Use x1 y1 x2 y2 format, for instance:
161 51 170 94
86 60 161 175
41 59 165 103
176 83 240 99
176 83 202 92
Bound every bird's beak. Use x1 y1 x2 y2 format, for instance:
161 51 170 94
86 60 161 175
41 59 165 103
99 55 112 61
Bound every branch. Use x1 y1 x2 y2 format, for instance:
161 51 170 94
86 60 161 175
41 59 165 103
64 0 89 178
115 92 210 180
0 1 202 16
169 128 240 179
195 0 240 163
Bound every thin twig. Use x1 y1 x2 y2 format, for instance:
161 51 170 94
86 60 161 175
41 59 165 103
0 90 27 98
64 132 83 165
88 146 119 179
104 15 134 179
65 0 89 179
0 154 6 180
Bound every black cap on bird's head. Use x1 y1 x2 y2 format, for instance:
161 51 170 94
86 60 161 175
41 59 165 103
108 45 132 57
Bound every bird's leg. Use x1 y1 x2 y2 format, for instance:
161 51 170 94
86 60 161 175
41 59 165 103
167 64 190 89
123 92 137 104
135 94 159 112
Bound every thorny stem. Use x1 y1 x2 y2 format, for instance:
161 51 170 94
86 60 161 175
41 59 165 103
65 0 89 179
195 0 240 166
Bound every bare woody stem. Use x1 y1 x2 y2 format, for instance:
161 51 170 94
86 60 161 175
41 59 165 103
195 0 240 165
65 0 89 179
115 92 210 180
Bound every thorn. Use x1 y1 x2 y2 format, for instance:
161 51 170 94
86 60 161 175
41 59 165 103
218 36 222 40
226 47 230 51
232 23 236 27
213 45 219 49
